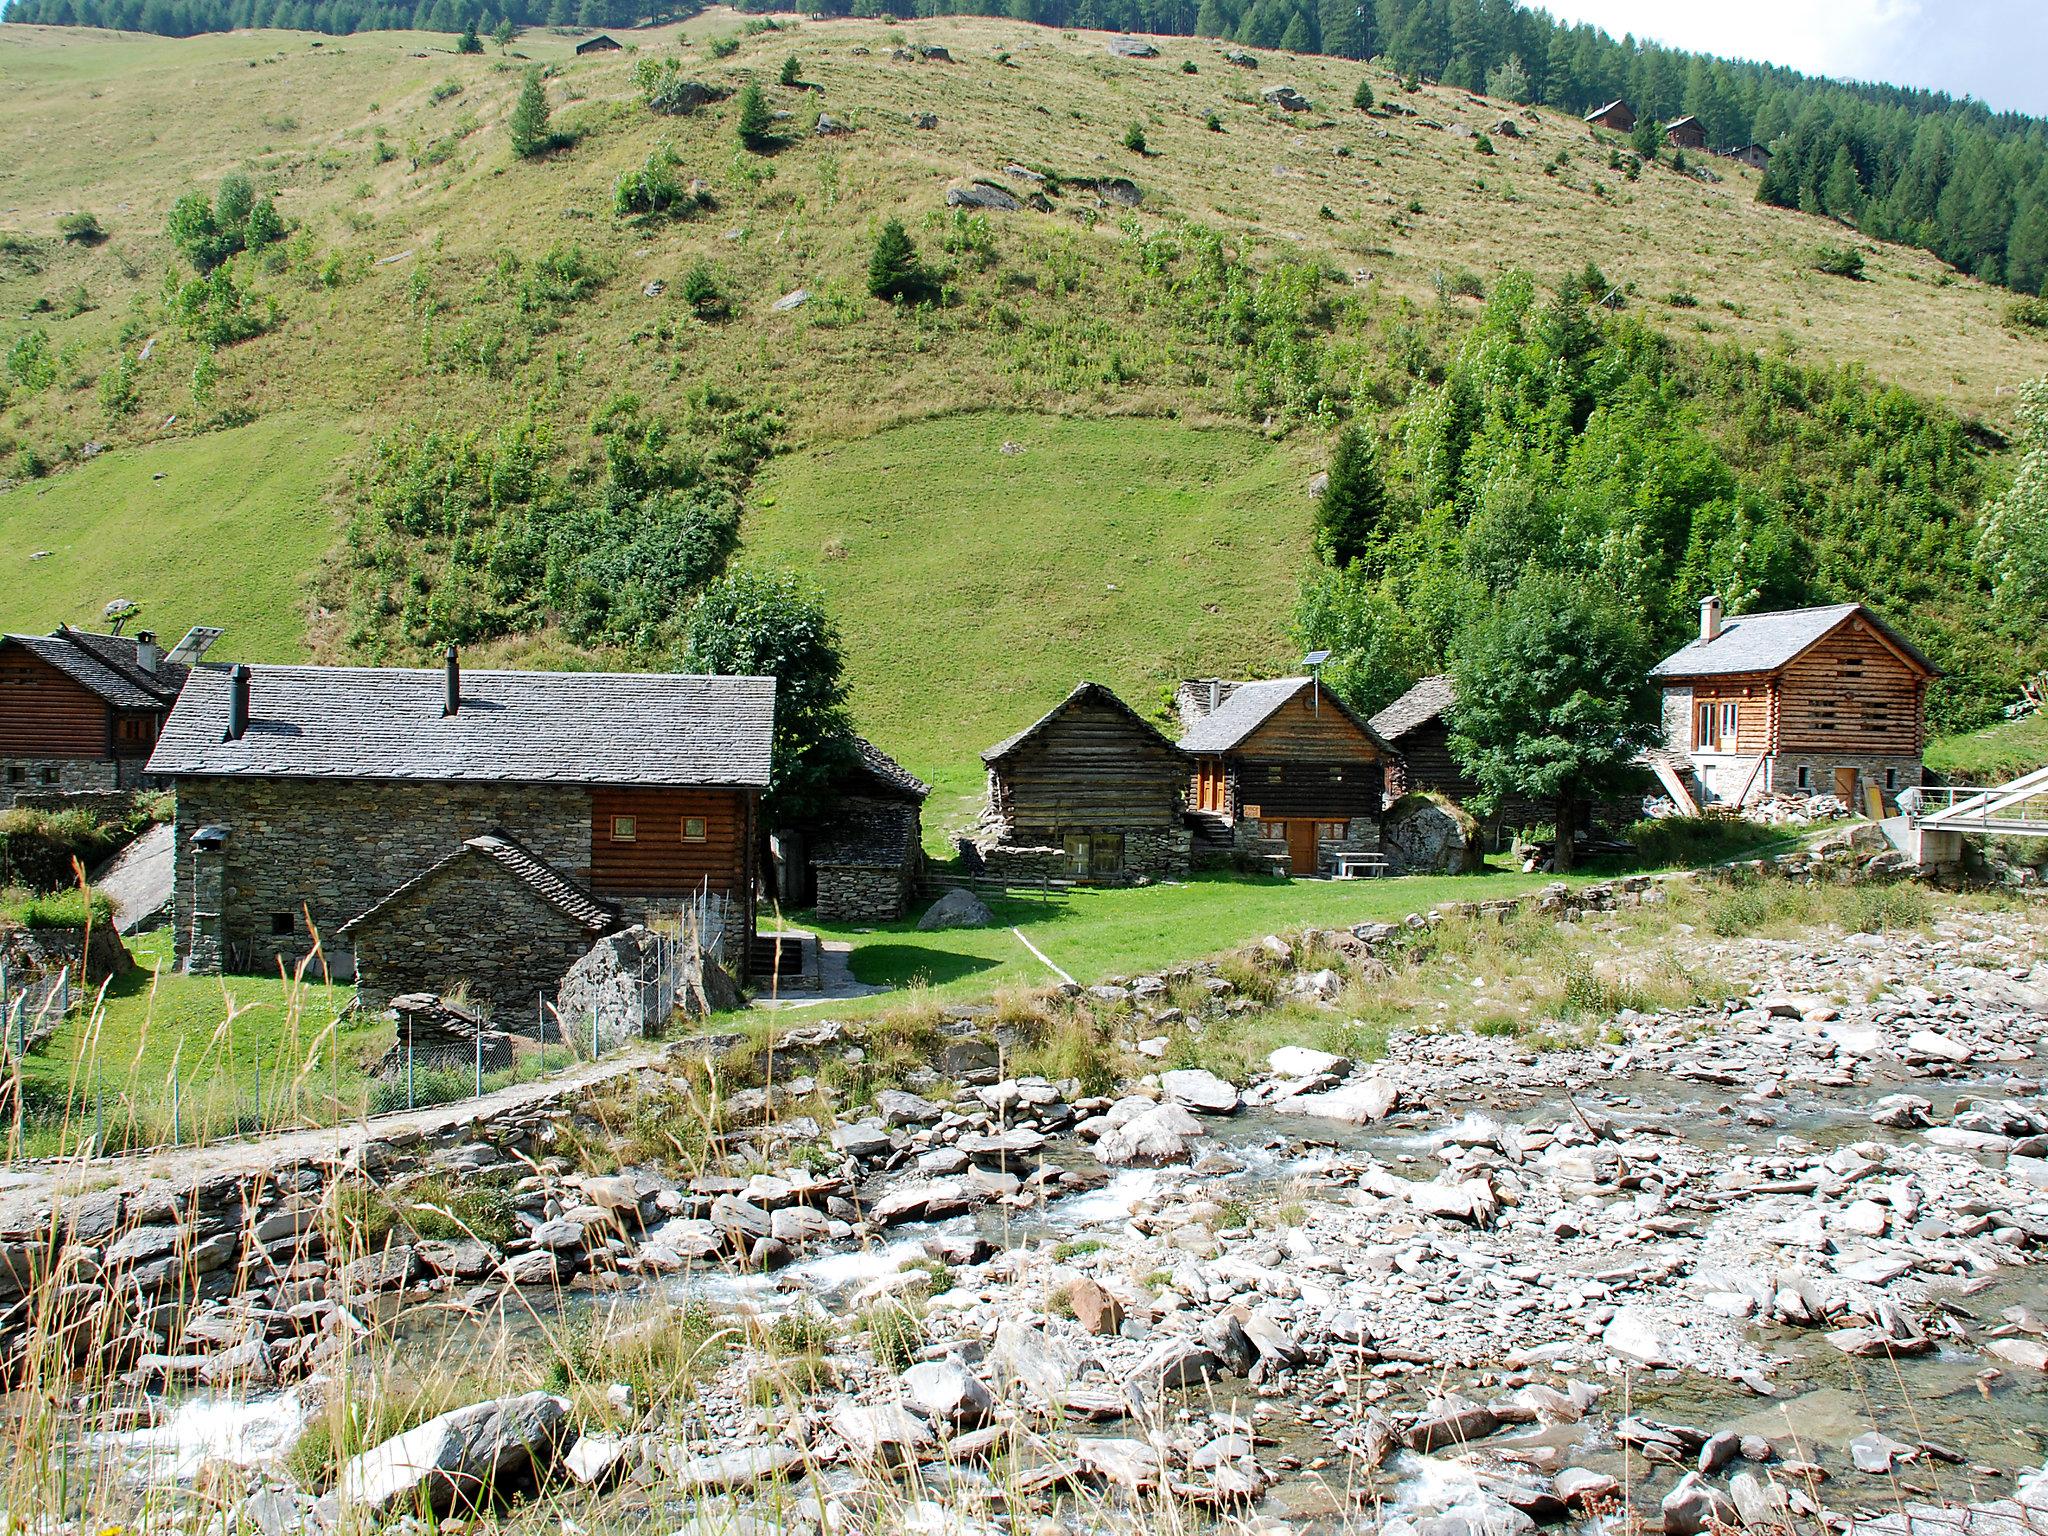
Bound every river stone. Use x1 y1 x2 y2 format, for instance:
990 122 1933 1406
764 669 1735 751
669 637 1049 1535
1074 1436 1161 1489
339 1392 572 1514
918 887 993 929
1407 1397 1501 1452
1272 1075 1398 1124
1870 1094 1934 1128
1602 1307 1674 1367
1096 1102 1206 1166
659 1442 804 1495
1698 1429 1741 1473
1850 1431 1916 1474
1161 1068 1241 1115
876 1088 944 1126
1555 1467 1618 1506
832 1118 892 1158
902 1359 995 1427
1987 1338 2048 1371
1662 1472 1739 1536
563 1433 634 1487
1730 1470 1793 1527
1067 1276 1125 1336
835 1402 934 1467
1268 1045 1349 1077
1906 1030 1972 1062
1127 1338 1224 1392
1410 1178 1499 1226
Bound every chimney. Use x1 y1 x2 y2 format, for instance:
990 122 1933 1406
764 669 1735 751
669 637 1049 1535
134 631 162 675
1700 594 1723 644
1208 680 1220 713
225 665 250 742
443 645 460 717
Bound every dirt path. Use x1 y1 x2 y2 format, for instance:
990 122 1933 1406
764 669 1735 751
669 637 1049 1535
0 1037 677 1228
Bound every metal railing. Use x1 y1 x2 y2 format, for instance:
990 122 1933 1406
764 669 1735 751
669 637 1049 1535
1909 767 2048 836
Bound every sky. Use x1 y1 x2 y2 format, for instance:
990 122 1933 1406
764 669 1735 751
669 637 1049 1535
1539 0 2048 118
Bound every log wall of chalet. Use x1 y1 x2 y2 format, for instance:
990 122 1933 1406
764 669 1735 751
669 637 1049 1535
1774 624 1927 755
0 649 110 756
989 700 1185 839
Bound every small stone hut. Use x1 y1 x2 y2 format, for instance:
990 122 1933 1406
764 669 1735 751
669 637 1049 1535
340 832 623 1015
812 739 930 923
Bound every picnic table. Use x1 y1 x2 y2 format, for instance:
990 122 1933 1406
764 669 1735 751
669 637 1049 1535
1327 850 1391 879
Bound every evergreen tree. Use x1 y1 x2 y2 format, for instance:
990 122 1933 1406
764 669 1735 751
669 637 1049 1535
1351 75 1373 110
456 14 481 49
1193 0 1230 35
1278 7 1311 52
734 80 776 149
1313 425 1394 568
1315 0 1358 58
866 216 924 301
1981 376 2048 619
1822 143 1863 220
508 66 551 156
779 52 801 85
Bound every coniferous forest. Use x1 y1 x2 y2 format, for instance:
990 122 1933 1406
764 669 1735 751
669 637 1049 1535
6 0 2045 294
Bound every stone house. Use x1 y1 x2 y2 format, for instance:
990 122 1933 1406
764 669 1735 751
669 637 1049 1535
1584 99 1635 132
0 626 194 806
340 833 624 1014
147 654 774 985
1649 597 1936 812
811 739 929 922
1369 674 1547 848
1178 677 1396 875
980 683 1190 881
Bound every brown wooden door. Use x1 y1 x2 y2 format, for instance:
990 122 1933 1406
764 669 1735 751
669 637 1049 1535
1833 766 1859 804
1285 820 1318 876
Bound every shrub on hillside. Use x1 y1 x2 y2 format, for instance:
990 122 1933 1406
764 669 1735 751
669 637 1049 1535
735 81 778 150
866 217 928 303
1352 78 1373 110
613 146 705 221
57 212 104 245
166 174 286 274
164 265 277 347
1809 243 1866 279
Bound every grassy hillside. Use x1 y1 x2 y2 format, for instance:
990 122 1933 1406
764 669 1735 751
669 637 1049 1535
0 413 348 657
1927 713 2048 785
748 411 1312 829
2 12 2046 783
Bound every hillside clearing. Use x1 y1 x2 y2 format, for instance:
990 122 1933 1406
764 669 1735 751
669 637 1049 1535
0 413 349 659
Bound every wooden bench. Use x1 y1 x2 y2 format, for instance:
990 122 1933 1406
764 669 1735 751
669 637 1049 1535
1326 850 1391 879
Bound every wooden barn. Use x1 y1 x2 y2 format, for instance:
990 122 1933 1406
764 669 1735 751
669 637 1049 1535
1584 99 1635 132
1177 677 1395 876
575 32 621 52
1369 675 1547 847
149 654 774 990
1664 114 1707 150
979 682 1190 880
0 625 196 806
1649 597 1936 813
1727 143 1772 170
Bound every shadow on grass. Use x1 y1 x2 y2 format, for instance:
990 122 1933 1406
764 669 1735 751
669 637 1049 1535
840 944 1002 990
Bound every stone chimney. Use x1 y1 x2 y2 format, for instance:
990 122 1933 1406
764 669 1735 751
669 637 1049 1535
225 665 250 741
134 631 162 675
1175 679 1244 735
1700 594 1723 644
444 645 461 717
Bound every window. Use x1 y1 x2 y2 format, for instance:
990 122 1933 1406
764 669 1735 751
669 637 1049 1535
39 766 59 785
270 912 295 937
1720 701 1738 746
1327 765 1345 783
1797 765 1811 789
1695 703 1718 750
1316 820 1349 842
610 815 637 842
5 765 23 785
682 816 707 842
1266 765 1284 784
1885 767 1898 791
1259 820 1288 840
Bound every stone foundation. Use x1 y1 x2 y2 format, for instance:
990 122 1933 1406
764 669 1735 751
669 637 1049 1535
981 844 1066 882
0 757 129 809
817 863 915 923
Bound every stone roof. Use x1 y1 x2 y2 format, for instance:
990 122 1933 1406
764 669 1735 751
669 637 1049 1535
3 626 189 709
1649 603 1935 681
847 737 930 801
340 832 620 936
983 682 1180 764
149 663 776 786
1177 676 1395 756
1369 674 1456 743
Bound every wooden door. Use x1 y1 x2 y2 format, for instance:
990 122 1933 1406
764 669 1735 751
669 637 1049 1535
1833 766 1858 804
1285 820 1318 876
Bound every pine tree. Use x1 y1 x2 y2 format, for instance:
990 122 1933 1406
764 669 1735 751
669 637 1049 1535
1822 143 1863 220
508 67 551 157
1351 76 1373 110
735 81 776 150
1278 6 1313 53
1316 0 1358 58
1313 426 1395 569
867 217 923 302
456 15 482 50
1193 0 1229 34
779 52 801 86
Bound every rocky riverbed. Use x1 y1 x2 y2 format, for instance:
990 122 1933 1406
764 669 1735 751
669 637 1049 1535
5 872 2048 1536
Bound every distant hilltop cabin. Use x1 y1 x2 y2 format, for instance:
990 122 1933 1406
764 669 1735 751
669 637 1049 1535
0 623 216 807
1664 114 1707 150
1584 99 1636 132
1177 677 1394 876
1649 597 1935 813
978 682 1190 881
1726 143 1773 170
147 653 774 993
574 32 621 52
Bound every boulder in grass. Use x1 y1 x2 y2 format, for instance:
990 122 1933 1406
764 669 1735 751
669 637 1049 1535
917 887 994 929
339 1392 572 1515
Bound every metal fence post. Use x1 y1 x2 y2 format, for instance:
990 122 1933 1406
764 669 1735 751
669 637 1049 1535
405 1024 414 1112
475 1025 483 1100
253 1059 262 1135
171 1077 180 1148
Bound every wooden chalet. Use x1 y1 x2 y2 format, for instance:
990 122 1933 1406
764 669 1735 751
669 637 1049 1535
1177 677 1395 876
1726 143 1772 170
1649 597 1936 813
1369 674 1545 847
979 682 1189 880
148 654 774 990
574 32 621 52
1584 99 1635 132
1664 114 1706 150
0 626 193 806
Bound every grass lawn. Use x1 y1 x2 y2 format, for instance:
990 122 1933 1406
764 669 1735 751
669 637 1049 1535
1926 712 2048 785
745 412 1316 843
782 866 1579 1008
0 413 349 663
15 928 389 1155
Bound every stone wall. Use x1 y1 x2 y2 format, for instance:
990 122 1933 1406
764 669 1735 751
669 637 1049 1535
1659 685 1693 756
172 777 590 978
981 844 1066 882
347 854 607 1018
0 757 126 810
1123 825 1192 879
1765 753 1924 809
817 863 914 923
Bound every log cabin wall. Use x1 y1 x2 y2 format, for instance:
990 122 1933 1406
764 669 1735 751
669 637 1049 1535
589 786 752 897
1233 759 1386 819
1682 679 1772 754
990 697 1185 842
0 646 111 757
1236 691 1386 764
1774 623 1928 756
